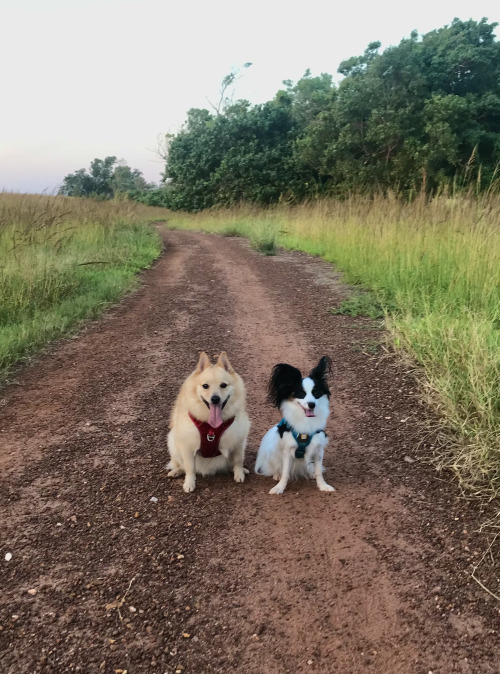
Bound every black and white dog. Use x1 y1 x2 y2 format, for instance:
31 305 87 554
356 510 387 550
255 356 335 495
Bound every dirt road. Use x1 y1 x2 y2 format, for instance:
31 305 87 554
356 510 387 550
1 228 499 674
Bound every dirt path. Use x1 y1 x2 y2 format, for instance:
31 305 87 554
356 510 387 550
1 229 499 674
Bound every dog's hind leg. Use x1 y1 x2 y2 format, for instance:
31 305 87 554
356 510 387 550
167 432 185 477
167 462 184 478
269 444 293 495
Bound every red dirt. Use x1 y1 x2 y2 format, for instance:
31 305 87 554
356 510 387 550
1 228 499 674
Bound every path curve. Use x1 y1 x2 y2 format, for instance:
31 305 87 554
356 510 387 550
1 229 499 674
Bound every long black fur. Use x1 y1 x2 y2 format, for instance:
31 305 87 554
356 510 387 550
267 363 303 408
267 356 332 408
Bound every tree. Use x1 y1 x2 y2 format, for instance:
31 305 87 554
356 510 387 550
154 18 500 208
59 157 151 198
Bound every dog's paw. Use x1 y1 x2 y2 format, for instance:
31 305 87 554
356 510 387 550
269 483 286 495
272 473 281 481
243 468 249 474
183 476 196 493
233 468 246 483
318 483 335 492
167 469 183 478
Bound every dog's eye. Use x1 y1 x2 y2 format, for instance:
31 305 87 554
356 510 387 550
220 383 228 389
202 383 209 389
295 390 306 399
312 389 322 399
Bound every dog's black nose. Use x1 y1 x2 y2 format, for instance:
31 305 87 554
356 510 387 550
308 402 316 409
211 394 221 405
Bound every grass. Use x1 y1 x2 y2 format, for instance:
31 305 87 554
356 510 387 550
165 194 500 496
330 292 385 319
0 193 167 377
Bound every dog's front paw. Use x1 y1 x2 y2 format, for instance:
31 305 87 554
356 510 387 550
183 476 196 493
167 468 183 478
269 483 286 495
233 467 246 483
318 482 335 492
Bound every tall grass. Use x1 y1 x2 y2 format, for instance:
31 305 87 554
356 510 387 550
167 194 500 494
0 193 167 376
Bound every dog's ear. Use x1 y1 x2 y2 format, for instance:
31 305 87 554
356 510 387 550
268 363 302 408
216 351 234 373
195 352 211 373
309 356 332 381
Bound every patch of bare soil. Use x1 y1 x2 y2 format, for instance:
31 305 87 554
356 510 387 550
1 228 499 674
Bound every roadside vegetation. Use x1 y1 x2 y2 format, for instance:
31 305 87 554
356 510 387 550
0 193 166 377
166 193 500 496
132 18 500 211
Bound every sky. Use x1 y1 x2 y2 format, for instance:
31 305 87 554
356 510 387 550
1 0 499 194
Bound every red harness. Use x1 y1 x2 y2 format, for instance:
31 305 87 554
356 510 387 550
189 413 235 458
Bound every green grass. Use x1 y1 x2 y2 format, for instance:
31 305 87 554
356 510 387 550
0 193 167 376
165 194 500 496
330 292 385 319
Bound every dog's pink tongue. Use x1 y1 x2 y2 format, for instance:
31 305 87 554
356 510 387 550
209 403 223 428
305 409 316 417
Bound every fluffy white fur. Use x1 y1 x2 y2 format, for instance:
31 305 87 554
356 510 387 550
256 377 335 495
167 352 250 493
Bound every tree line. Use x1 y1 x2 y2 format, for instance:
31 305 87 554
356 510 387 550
63 18 500 210
59 157 153 199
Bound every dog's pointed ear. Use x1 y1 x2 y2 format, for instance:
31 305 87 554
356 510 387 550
195 352 211 373
216 351 234 373
309 356 332 381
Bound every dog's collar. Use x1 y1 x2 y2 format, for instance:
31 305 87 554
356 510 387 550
277 418 325 459
189 413 235 458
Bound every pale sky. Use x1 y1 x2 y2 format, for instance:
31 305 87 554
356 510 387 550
1 0 499 194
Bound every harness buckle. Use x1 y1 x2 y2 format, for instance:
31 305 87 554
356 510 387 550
207 431 216 442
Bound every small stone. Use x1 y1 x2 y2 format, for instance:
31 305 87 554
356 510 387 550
403 455 415 463
129 606 137 613
5 553 12 561
182 632 190 638
70 515 77 522
150 497 158 503
27 589 37 596
134 512 139 519
307 660 314 665
177 554 184 560
56 522 62 527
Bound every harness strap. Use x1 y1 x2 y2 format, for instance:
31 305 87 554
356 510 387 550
277 418 323 459
189 413 235 458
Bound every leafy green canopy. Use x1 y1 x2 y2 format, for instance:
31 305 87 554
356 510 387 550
150 17 500 210
59 157 152 198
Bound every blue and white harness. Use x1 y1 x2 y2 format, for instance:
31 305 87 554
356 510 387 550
277 418 325 459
